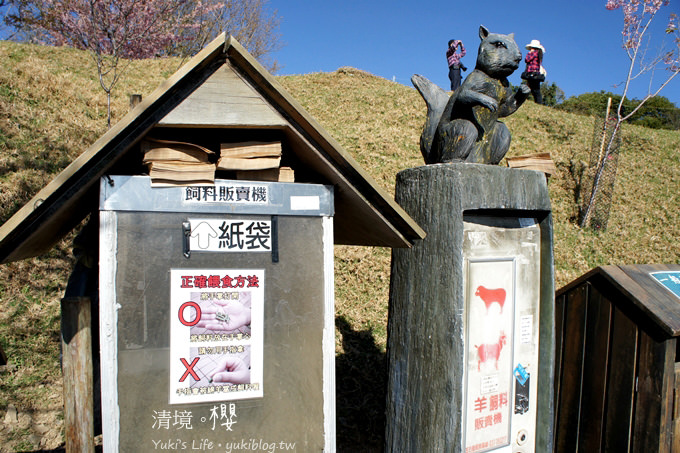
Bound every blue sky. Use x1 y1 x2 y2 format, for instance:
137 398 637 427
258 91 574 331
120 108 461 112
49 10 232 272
271 0 680 105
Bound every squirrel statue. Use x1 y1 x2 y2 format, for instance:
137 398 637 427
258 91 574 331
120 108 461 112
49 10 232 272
413 25 530 165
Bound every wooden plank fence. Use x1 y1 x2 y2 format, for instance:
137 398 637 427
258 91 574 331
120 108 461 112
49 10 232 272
554 264 680 452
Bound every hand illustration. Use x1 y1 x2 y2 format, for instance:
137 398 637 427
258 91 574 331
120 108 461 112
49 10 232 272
209 356 250 384
195 300 251 332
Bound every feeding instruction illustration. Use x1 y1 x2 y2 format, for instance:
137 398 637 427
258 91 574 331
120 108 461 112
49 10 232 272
169 269 264 404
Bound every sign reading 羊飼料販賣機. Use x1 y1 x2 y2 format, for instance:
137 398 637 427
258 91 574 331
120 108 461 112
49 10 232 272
462 216 542 453
169 269 264 404
464 258 515 452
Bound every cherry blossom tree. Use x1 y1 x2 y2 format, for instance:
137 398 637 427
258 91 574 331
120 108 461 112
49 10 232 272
580 0 679 227
6 0 282 127
6 0 217 127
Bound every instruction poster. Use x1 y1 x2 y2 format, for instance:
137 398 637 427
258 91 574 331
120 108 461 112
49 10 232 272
464 258 515 453
169 269 264 404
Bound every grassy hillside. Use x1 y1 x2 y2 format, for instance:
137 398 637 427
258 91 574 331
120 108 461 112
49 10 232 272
0 41 678 451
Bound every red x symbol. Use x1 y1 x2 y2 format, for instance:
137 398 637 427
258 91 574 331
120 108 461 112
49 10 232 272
179 357 200 382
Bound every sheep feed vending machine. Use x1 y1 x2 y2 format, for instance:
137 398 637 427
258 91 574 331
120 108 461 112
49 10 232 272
99 175 335 451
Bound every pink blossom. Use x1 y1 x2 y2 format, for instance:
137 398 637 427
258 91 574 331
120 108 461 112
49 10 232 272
606 0 623 10
31 0 219 59
23 0 224 127
668 13 679 33
607 0 674 51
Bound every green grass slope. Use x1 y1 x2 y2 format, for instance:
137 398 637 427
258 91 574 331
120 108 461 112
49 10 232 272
0 42 678 451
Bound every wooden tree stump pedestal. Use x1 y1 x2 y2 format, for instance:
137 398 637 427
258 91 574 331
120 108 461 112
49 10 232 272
385 163 555 452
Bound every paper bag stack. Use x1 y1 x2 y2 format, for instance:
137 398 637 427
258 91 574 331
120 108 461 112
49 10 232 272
218 141 294 182
142 138 216 186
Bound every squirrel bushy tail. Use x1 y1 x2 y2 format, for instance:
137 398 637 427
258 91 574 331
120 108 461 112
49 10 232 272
411 74 449 164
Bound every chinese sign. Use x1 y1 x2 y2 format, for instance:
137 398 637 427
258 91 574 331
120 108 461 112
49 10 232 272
462 216 542 452
152 403 238 433
464 258 515 453
149 403 297 451
182 182 269 205
650 271 680 300
188 219 271 253
169 269 264 404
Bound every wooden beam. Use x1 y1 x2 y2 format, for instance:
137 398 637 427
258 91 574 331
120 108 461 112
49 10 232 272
61 297 95 453
673 362 680 452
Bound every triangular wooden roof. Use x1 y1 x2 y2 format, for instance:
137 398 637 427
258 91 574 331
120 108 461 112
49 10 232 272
0 34 424 264
557 264 680 337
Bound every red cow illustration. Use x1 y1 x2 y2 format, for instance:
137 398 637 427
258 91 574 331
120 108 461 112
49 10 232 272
474 332 507 371
475 286 506 313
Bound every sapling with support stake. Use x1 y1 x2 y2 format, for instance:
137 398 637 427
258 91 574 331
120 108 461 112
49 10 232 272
580 0 680 228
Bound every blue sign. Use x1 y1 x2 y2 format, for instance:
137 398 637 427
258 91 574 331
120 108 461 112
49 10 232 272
514 363 529 386
650 271 680 300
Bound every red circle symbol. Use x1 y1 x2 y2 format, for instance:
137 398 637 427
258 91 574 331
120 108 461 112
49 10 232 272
178 301 201 326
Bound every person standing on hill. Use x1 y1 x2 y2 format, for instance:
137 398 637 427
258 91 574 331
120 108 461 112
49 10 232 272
523 39 545 104
446 39 467 91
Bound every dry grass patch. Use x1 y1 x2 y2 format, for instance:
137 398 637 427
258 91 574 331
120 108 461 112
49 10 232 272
0 44 678 451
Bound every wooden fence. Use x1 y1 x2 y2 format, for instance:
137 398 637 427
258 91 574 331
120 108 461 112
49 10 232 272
554 264 680 452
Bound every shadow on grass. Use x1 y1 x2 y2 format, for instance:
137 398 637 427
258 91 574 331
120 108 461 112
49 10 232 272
22 316 388 452
335 316 386 453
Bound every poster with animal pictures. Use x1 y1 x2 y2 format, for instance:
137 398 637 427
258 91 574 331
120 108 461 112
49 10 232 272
463 258 515 453
168 269 264 404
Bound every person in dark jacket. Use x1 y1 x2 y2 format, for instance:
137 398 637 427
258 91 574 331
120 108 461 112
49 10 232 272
446 39 467 91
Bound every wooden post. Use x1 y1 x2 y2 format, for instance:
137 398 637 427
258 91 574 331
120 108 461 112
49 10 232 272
129 94 142 111
385 163 555 452
61 297 95 453
673 362 680 452
0 341 6 365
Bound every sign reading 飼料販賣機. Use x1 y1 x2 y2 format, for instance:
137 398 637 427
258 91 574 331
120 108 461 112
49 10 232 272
169 269 264 405
182 182 270 205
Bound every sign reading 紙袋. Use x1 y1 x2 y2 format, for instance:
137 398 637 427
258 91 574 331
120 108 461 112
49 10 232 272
189 219 271 253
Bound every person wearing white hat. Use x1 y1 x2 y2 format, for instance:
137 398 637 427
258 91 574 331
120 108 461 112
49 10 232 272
523 39 545 104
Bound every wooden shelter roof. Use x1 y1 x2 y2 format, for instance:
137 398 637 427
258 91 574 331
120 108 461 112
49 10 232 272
0 34 425 264
557 264 680 337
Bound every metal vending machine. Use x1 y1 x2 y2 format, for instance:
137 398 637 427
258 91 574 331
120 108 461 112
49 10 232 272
461 215 543 453
99 175 335 452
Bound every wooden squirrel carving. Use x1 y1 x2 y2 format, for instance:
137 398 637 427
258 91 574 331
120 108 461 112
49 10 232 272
413 25 530 165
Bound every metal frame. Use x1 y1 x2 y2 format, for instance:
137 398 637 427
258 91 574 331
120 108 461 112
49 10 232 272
99 176 336 452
